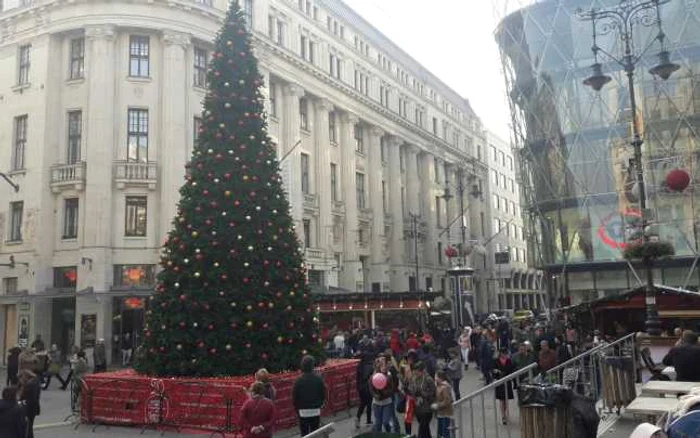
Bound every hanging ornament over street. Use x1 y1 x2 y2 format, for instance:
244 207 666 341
665 168 690 192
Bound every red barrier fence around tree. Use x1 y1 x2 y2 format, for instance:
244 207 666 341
81 359 359 434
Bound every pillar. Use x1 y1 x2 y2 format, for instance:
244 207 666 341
340 112 360 291
159 31 191 241
368 126 387 290
421 153 437 269
406 145 421 290
314 98 333 255
388 136 405 291
282 84 305 240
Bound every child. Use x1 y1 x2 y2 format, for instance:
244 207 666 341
446 347 463 400
432 370 454 438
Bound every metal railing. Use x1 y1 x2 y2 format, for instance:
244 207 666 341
453 362 538 438
452 333 638 438
302 422 336 438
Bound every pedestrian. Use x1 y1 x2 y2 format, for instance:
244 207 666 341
60 346 81 391
239 381 276 438
493 347 515 425
6 346 21 386
292 355 326 436
369 357 395 433
538 339 557 375
432 370 453 438
0 386 27 438
93 339 107 373
446 348 463 401
399 350 417 435
409 361 436 438
479 332 496 385
458 327 471 370
18 348 38 374
254 368 276 401
18 369 41 438
30 336 45 353
354 352 374 429
383 351 401 433
43 344 67 390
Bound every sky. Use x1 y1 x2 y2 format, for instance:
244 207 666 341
342 0 513 140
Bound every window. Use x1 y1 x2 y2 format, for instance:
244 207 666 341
492 194 499 210
53 267 77 289
491 146 497 161
125 196 147 237
8 202 23 242
299 98 309 130
401 187 406 214
114 264 156 287
501 173 507 188
308 40 315 64
477 145 483 161
507 156 514 171
329 53 336 76
302 219 311 248
276 20 284 46
69 38 85 80
240 0 253 27
63 198 79 239
330 163 338 201
18 44 31 85
354 124 364 153
193 117 203 145
493 218 501 233
128 36 150 77
67 110 82 164
127 109 149 162
499 151 505 166
491 169 498 185
269 84 277 117
12 115 28 171
435 196 441 226
300 153 310 194
2 278 18 296
434 157 440 182
432 117 438 135
510 179 516 193
356 172 366 209
329 111 337 143
300 35 307 60
268 15 276 39
193 47 207 87
382 181 388 213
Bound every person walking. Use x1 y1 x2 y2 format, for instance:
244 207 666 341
432 370 454 438
446 348 463 401
292 355 326 436
399 350 417 435
18 349 37 374
493 347 515 425
43 344 67 390
383 351 401 433
354 352 374 429
369 357 395 433
0 386 27 438
239 381 276 438
18 369 41 438
458 328 472 370
6 346 21 386
409 361 436 438
93 339 107 373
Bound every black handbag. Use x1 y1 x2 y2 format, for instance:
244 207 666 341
517 384 572 407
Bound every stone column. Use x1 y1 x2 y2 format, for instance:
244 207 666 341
367 126 386 291
388 136 405 291
159 31 191 241
314 98 333 255
281 84 304 240
405 146 421 290
420 152 437 268
340 112 360 291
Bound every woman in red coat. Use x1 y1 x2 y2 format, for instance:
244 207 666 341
240 382 276 438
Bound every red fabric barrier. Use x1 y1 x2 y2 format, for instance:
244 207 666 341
82 359 358 433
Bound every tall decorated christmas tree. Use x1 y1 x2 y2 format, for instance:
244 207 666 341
136 2 322 377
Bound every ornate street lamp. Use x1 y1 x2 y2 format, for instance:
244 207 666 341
578 0 679 336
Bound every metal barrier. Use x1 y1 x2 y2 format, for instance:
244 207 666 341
453 362 539 438
452 332 638 438
543 333 637 414
302 422 336 438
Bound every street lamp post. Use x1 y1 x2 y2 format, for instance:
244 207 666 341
578 0 679 336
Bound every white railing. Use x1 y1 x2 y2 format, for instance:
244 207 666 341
51 162 86 184
303 193 318 209
114 161 157 181
305 248 323 259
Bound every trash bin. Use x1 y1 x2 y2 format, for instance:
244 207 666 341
518 384 573 438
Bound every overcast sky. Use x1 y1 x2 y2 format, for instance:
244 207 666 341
342 0 512 140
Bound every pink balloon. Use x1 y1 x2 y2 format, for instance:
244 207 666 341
371 373 387 390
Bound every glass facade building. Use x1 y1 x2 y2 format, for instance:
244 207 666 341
496 0 700 304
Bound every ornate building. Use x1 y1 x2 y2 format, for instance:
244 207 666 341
0 0 489 360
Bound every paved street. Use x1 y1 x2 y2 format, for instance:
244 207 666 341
0 366 643 438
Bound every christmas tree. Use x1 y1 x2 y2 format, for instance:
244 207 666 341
135 2 322 377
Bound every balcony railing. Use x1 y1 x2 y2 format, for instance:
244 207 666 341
305 248 324 260
303 193 318 210
50 162 86 193
114 161 157 190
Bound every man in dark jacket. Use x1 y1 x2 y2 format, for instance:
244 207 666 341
292 355 326 436
6 346 21 386
663 330 700 382
0 386 26 438
18 369 41 438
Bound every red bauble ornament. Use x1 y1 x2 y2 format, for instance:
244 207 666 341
202 190 209 196
209 348 217 354
198 341 205 348
224 173 231 179
242 277 249 283
261 353 268 360
221 274 228 280
208 324 214 330
666 168 690 192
